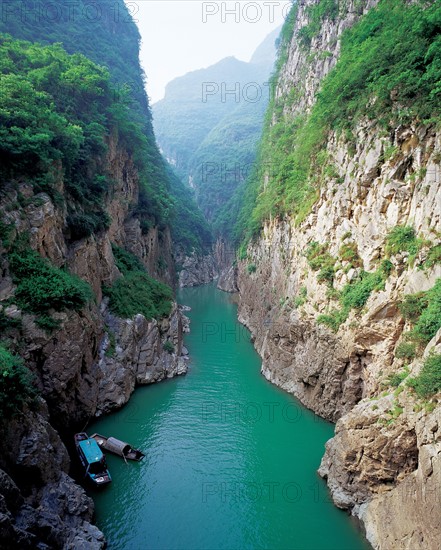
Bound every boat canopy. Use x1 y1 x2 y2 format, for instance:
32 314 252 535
79 438 105 464
106 437 132 456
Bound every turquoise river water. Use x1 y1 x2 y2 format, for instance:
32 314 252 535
88 284 370 550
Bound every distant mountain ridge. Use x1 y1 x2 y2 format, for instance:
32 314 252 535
152 28 280 233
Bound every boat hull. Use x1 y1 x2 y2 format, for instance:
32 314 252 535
90 433 145 461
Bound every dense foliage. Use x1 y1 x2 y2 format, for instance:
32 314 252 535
105 272 173 320
408 353 441 397
106 245 173 320
0 0 209 253
9 247 93 314
400 279 441 345
235 0 441 243
0 34 170 232
0 345 37 418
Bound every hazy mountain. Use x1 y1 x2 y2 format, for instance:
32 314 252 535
152 28 280 230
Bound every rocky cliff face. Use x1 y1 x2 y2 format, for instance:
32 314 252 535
236 1 441 548
175 237 239 292
0 133 189 547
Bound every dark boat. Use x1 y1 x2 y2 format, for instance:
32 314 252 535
74 433 112 485
90 433 145 461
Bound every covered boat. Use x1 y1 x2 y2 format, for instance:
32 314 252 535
74 433 112 486
90 433 145 461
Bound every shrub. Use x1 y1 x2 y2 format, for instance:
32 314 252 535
0 345 37 418
9 249 92 314
399 292 429 321
401 279 441 344
379 259 394 278
407 353 441 397
306 242 336 272
294 286 307 308
67 211 111 241
339 242 362 267
0 310 21 332
111 244 145 275
424 245 441 269
385 225 423 264
35 314 61 333
317 309 349 332
318 268 388 331
247 263 257 274
395 342 416 360
340 271 384 310
105 272 173 320
298 0 339 49
387 367 410 387
317 265 335 286
163 340 174 354
0 216 13 247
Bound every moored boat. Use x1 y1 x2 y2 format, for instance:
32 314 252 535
90 433 145 461
74 432 112 485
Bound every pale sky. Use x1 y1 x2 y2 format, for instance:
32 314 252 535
127 1 290 103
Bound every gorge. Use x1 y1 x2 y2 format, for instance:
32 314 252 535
0 1 440 549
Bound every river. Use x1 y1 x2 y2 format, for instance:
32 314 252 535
88 284 370 550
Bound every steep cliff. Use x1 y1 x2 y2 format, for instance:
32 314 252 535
235 1 441 548
0 10 195 546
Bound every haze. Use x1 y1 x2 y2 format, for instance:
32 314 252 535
131 0 289 102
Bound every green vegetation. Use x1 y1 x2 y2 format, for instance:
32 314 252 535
0 310 21 332
153 29 278 241
395 342 416 360
163 340 175 354
105 272 172 321
0 345 37 418
387 367 410 388
424 244 441 269
399 279 441 345
0 0 211 254
294 286 308 308
340 271 384 310
385 226 425 265
112 244 145 275
317 309 348 332
247 263 257 274
318 269 386 331
235 0 441 245
167 166 213 253
305 242 337 287
35 315 61 333
106 245 173 321
339 242 362 268
104 327 116 359
298 0 339 49
407 353 441 397
0 34 171 235
305 242 336 272
9 247 92 314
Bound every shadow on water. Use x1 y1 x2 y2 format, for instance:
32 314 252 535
87 284 371 550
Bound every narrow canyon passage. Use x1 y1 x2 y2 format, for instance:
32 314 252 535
88 284 370 550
